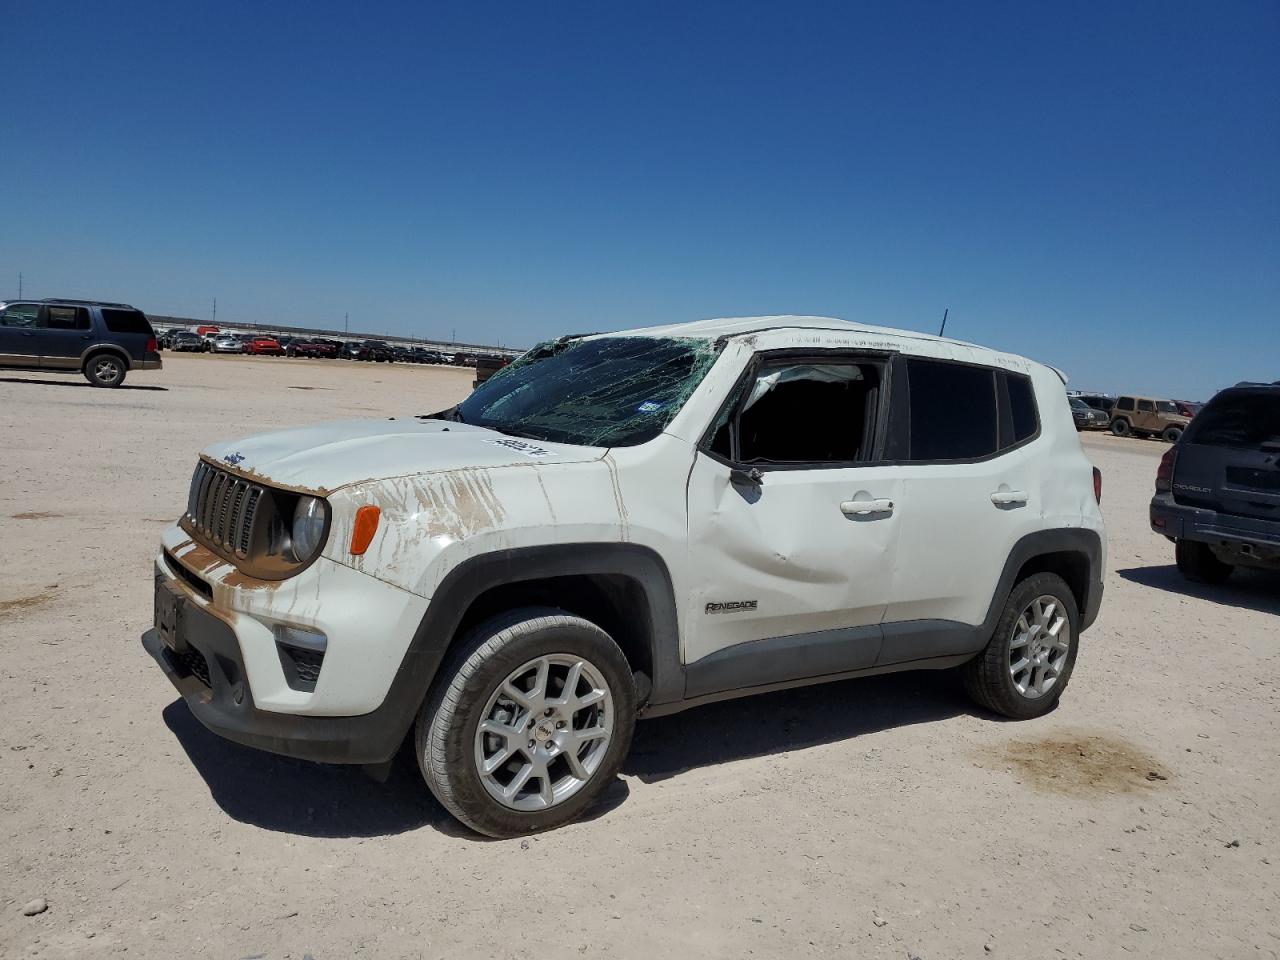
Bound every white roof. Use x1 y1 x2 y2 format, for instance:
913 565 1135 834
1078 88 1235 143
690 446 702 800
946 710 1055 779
599 314 974 348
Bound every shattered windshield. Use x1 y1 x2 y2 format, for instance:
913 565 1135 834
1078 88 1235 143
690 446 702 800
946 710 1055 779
445 336 720 447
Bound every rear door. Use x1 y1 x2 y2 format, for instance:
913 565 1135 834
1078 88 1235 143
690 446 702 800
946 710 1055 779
34 305 93 368
879 358 1045 661
1174 389 1280 521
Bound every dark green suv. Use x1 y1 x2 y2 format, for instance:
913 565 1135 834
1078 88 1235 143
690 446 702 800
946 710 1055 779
0 298 162 387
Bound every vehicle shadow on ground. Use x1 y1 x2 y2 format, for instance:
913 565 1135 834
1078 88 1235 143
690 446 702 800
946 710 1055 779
626 668 972 783
0 376 168 391
162 700 629 840
1117 565 1280 616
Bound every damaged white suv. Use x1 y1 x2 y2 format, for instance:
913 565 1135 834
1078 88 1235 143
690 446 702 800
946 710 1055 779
145 316 1105 836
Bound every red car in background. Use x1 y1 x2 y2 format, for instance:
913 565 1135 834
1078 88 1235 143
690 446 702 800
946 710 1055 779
286 338 341 358
245 337 283 356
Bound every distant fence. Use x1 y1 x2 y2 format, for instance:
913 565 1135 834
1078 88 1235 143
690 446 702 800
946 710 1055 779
149 314 524 357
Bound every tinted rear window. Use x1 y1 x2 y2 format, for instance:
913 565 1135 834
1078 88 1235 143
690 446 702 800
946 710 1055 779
1188 392 1280 449
101 309 154 335
1006 373 1038 443
905 359 998 460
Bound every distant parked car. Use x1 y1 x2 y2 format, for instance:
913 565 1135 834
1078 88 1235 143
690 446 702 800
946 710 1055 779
245 337 283 356
0 297 161 387
287 338 340 358
344 339 395 361
452 352 475 367
211 335 244 354
1174 400 1203 418
1110 395 1190 442
1069 397 1108 431
406 347 446 364
1150 381 1280 584
169 331 205 353
1075 394 1116 416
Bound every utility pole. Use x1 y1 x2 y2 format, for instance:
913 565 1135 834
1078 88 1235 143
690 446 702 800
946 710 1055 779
344 312 349 334
18 272 22 298
212 297 217 323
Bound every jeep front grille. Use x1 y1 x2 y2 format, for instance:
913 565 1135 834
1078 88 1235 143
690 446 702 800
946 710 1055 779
186 461 265 557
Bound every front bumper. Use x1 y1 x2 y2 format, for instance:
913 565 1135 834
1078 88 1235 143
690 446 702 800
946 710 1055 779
1150 494 1280 561
145 528 433 763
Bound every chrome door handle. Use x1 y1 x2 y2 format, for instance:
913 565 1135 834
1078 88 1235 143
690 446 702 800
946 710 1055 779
990 490 1028 506
841 498 894 516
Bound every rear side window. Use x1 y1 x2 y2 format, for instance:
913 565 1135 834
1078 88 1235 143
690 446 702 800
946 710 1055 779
1188 392 1280 449
101 308 153 335
1116 397 1135 411
1005 373 1039 444
904 359 998 460
46 306 90 330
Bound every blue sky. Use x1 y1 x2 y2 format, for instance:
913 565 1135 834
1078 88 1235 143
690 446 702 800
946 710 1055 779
2 1 1276 399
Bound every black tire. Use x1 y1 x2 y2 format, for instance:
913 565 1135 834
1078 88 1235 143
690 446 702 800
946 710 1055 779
962 572 1080 720
416 608 637 838
1162 426 1183 443
1175 539 1233 585
84 353 127 388
1110 418 1130 437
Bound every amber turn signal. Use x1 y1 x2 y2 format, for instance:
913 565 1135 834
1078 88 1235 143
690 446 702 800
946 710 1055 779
349 505 381 555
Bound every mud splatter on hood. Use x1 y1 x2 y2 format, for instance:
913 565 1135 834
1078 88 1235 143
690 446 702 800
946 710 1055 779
201 418 606 492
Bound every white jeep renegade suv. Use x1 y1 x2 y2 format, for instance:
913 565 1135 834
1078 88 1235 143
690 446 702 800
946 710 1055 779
144 316 1105 836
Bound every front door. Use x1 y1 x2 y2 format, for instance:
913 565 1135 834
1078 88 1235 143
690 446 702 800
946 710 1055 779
0 302 42 366
684 353 902 697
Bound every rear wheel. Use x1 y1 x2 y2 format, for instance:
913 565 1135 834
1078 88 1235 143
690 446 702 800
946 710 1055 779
417 608 636 837
1110 418 1130 437
84 353 126 388
1175 540 1232 585
962 573 1080 720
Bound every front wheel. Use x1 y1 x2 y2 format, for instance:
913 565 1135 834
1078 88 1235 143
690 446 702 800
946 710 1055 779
416 609 637 837
962 573 1080 720
84 353 126 388
1162 426 1184 443
1110 418 1130 437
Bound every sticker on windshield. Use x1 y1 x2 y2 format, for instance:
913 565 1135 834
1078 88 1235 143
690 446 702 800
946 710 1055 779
636 401 663 414
486 438 553 458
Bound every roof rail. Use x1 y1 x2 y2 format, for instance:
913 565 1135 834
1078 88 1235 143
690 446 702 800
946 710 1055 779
40 297 136 308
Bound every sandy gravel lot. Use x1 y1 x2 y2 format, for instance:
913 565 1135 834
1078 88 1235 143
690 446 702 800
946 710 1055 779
1 354 1277 959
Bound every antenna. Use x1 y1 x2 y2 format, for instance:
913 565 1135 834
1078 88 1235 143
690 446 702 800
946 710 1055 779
938 307 949 337
18 272 22 298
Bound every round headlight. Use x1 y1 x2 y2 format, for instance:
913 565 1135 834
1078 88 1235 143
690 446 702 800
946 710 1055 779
291 496 327 560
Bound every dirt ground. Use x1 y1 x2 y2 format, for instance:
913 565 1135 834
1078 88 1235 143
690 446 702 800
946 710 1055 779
1 354 1277 960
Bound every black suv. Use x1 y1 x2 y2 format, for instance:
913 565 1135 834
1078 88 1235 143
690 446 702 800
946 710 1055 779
1150 382 1280 583
0 298 162 387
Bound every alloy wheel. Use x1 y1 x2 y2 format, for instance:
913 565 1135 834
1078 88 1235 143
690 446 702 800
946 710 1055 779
1008 595 1071 699
474 654 614 811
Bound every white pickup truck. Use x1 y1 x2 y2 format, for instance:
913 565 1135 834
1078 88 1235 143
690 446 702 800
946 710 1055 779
144 315 1105 836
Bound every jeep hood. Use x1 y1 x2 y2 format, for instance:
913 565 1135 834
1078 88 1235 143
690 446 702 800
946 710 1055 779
201 418 606 492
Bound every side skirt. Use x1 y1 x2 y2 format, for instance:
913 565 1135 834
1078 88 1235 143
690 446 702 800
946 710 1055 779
641 653 974 718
